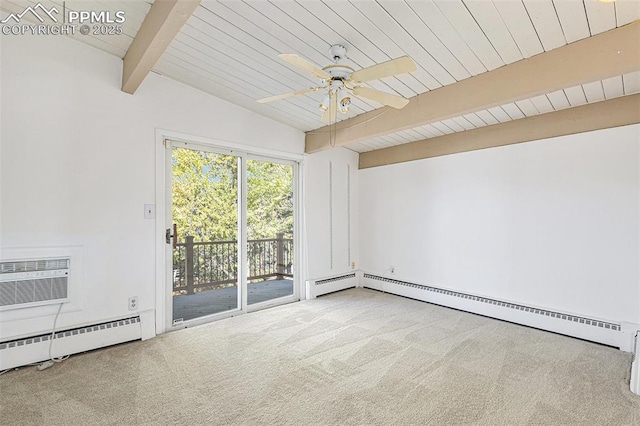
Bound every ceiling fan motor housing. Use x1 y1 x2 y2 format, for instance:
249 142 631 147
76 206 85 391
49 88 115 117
329 44 347 62
322 64 354 80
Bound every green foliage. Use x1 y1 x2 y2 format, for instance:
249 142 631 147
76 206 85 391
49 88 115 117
172 148 293 243
247 159 293 240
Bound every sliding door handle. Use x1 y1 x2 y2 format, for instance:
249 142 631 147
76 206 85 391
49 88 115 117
165 224 178 249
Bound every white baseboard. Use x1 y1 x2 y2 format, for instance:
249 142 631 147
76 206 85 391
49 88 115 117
632 358 639 396
306 273 357 298
0 310 155 370
361 273 635 351
620 322 639 353
139 309 156 340
631 332 640 396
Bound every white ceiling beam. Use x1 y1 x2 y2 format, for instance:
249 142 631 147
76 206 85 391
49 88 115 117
306 21 640 153
122 0 201 94
359 94 640 169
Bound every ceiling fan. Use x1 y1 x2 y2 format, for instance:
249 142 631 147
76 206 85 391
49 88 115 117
257 45 417 124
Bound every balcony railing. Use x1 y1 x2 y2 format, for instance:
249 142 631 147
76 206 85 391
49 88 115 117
173 233 293 295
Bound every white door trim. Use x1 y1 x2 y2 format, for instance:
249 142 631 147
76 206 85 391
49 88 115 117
158 129 304 161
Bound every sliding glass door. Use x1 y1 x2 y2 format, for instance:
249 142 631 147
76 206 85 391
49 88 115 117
166 141 297 327
246 158 294 305
170 146 240 324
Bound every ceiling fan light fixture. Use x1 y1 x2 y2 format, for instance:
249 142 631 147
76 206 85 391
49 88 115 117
319 93 330 111
339 98 351 114
338 89 351 113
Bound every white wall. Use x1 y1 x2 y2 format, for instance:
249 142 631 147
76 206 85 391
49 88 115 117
304 148 359 280
359 125 640 325
0 33 306 340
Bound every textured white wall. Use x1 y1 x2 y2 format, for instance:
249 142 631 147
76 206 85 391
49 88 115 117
0 34 305 339
359 125 640 324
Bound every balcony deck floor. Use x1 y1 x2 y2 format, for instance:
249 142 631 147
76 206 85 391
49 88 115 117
173 279 294 322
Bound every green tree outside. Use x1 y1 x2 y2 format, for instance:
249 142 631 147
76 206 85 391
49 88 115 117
247 159 293 240
171 148 293 242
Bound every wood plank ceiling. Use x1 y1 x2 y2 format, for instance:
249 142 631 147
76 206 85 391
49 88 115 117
150 0 640 141
3 0 638 152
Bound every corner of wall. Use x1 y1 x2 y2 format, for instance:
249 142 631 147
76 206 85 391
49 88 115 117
139 310 156 340
621 322 640 352
620 322 640 395
304 280 316 300
632 357 639 396
629 326 639 396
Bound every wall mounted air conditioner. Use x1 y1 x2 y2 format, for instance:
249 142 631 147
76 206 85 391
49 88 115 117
0 258 70 311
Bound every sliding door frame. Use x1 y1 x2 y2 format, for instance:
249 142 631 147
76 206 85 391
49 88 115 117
154 129 304 334
245 154 300 313
165 140 244 330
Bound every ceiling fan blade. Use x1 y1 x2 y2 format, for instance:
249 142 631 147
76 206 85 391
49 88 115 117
321 91 337 124
353 86 410 109
350 56 417 83
279 54 331 80
257 87 319 103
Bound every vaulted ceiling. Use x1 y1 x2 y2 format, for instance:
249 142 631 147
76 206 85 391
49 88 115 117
3 0 639 159
159 0 640 138
155 0 640 143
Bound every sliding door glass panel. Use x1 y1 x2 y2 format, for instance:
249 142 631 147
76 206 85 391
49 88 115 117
246 159 294 305
171 146 240 323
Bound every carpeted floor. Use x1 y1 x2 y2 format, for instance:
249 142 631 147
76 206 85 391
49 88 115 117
1 288 639 425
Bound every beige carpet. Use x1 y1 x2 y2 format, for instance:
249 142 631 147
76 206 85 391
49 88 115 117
1 288 639 425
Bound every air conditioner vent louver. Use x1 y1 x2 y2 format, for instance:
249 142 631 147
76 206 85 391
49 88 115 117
0 258 70 310
0 258 69 273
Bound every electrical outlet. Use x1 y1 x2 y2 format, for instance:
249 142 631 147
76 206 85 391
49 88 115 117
128 296 138 311
351 261 356 270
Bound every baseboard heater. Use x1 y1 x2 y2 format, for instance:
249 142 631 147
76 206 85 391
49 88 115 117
362 273 636 351
0 316 142 371
307 273 357 298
